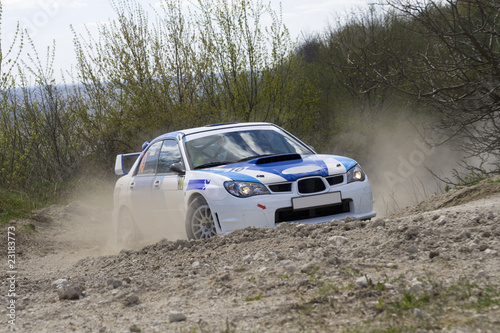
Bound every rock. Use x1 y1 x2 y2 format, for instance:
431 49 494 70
384 283 394 290
484 249 498 255
370 218 385 228
168 311 186 322
405 227 419 240
242 255 253 264
435 215 446 225
478 243 489 251
129 324 141 332
191 261 200 268
328 236 348 246
406 244 418 254
355 276 373 288
279 260 297 274
58 284 84 300
409 279 424 293
122 294 139 306
329 219 341 226
52 279 69 289
481 231 491 238
429 251 439 259
344 216 355 222
352 220 366 229
460 231 471 239
107 279 122 289
300 263 319 274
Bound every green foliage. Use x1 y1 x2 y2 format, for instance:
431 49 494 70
0 0 319 196
455 172 486 187
344 278 500 333
0 189 32 225
71 0 318 158
0 187 52 226
393 293 431 312
444 171 487 192
244 294 262 301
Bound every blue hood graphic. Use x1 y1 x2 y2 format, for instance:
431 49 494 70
201 154 357 183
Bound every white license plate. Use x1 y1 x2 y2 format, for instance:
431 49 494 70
292 192 342 210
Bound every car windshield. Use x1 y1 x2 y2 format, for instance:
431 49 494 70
185 128 312 169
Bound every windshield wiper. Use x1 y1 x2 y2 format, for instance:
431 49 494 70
194 161 233 169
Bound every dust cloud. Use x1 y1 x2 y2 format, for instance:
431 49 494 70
362 119 464 217
68 179 188 252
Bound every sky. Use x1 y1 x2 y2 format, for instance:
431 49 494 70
1 0 375 82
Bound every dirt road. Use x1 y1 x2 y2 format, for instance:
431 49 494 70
1 180 500 332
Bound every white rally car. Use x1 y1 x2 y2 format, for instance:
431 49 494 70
113 122 375 244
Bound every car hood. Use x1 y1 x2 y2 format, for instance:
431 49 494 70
200 154 357 183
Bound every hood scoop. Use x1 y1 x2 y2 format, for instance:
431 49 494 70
255 153 302 165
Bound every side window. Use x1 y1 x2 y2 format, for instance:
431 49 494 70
137 141 162 175
157 140 182 174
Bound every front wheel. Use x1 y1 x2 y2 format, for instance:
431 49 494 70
186 196 217 240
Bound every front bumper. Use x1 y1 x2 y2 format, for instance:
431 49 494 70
209 178 375 234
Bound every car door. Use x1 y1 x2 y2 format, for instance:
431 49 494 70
151 139 186 239
130 141 163 227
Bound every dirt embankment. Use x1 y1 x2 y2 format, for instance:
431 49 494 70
1 181 500 333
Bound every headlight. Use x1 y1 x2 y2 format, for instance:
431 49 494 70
347 164 366 183
224 181 270 197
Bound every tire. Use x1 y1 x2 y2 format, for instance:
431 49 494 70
186 196 217 240
117 208 138 247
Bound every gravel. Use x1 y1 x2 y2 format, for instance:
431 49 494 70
1 185 500 332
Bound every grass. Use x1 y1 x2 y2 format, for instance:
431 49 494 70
0 188 49 226
244 294 262 302
277 271 500 333
341 277 500 333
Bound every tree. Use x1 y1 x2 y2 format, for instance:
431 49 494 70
72 0 319 158
383 0 500 174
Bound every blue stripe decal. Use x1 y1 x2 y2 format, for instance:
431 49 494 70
186 179 211 190
331 156 357 171
201 170 260 183
193 155 357 182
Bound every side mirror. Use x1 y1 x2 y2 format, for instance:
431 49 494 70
170 162 185 175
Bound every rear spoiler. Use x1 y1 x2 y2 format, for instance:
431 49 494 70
115 153 141 176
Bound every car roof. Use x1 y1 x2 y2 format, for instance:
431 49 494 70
153 122 276 141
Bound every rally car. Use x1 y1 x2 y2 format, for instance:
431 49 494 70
113 122 375 244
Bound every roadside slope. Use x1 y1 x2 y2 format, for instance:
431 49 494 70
1 188 500 332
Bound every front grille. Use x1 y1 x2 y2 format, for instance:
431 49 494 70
326 175 343 186
275 199 351 223
298 177 326 194
269 183 292 192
